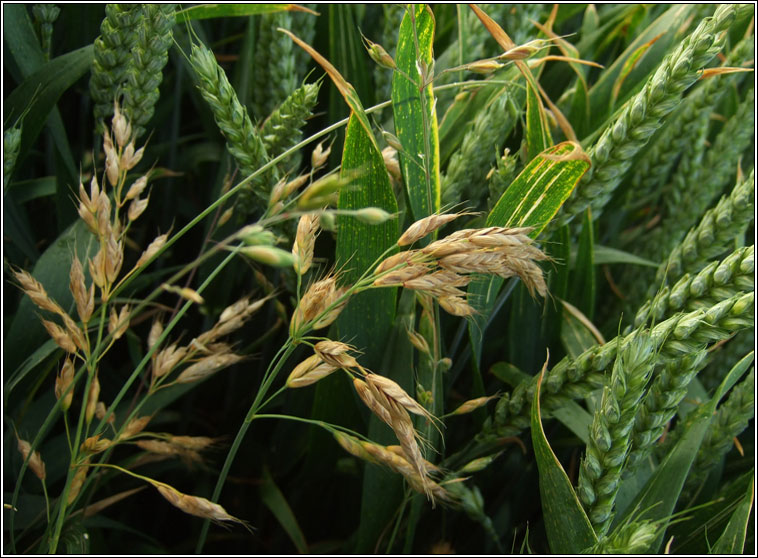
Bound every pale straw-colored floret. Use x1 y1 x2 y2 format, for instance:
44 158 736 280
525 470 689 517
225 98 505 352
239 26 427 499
12 268 65 316
167 435 222 451
69 256 94 323
148 318 164 351
136 439 203 465
85 375 100 424
450 394 499 415
81 434 113 454
108 305 131 340
67 458 90 504
155 483 251 530
286 354 339 388
135 232 169 268
174 353 244 384
55 358 75 411
290 276 348 335
152 343 189 380
374 250 424 274
438 296 476 317
292 213 320 275
61 313 87 352
373 264 431 286
398 213 467 246
313 340 360 369
16 437 46 480
353 378 393 425
121 415 153 439
41 318 77 353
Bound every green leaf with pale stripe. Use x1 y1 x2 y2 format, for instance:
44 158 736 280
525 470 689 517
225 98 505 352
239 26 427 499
336 113 399 364
392 4 440 223
710 475 754 554
468 141 591 367
531 362 597 553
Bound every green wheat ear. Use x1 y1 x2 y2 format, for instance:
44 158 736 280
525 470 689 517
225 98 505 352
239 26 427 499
253 12 298 120
553 4 738 230
577 332 656 534
89 4 142 131
189 40 276 212
626 33 754 211
260 81 321 172
121 4 177 139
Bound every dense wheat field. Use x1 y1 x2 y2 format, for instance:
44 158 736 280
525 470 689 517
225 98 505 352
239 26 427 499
3 3 754 554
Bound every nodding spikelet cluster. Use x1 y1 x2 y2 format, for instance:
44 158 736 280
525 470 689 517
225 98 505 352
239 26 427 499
292 213 320 275
480 292 753 441
16 436 46 481
188 40 275 208
287 341 443 502
334 432 452 505
152 481 251 531
577 333 656 534
375 215 548 316
289 275 349 337
150 296 267 387
373 4 405 102
553 4 739 229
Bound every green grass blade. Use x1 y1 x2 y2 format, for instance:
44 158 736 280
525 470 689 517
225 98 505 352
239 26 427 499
391 4 440 223
3 45 93 171
175 4 306 22
467 142 591 367
617 352 755 552
593 245 658 267
260 467 309 553
710 475 754 554
525 80 552 161
570 211 596 321
335 113 399 360
531 360 597 553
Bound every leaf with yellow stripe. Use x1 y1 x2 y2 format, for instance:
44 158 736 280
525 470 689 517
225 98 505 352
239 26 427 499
467 141 591 367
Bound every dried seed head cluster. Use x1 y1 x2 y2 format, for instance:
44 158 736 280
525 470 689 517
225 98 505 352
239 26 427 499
292 213 320 275
286 354 339 388
16 437 46 481
153 482 251 531
333 432 452 505
290 275 349 337
375 215 549 316
149 295 267 388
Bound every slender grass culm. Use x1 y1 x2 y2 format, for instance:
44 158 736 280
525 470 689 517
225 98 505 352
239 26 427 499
4 4 754 554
